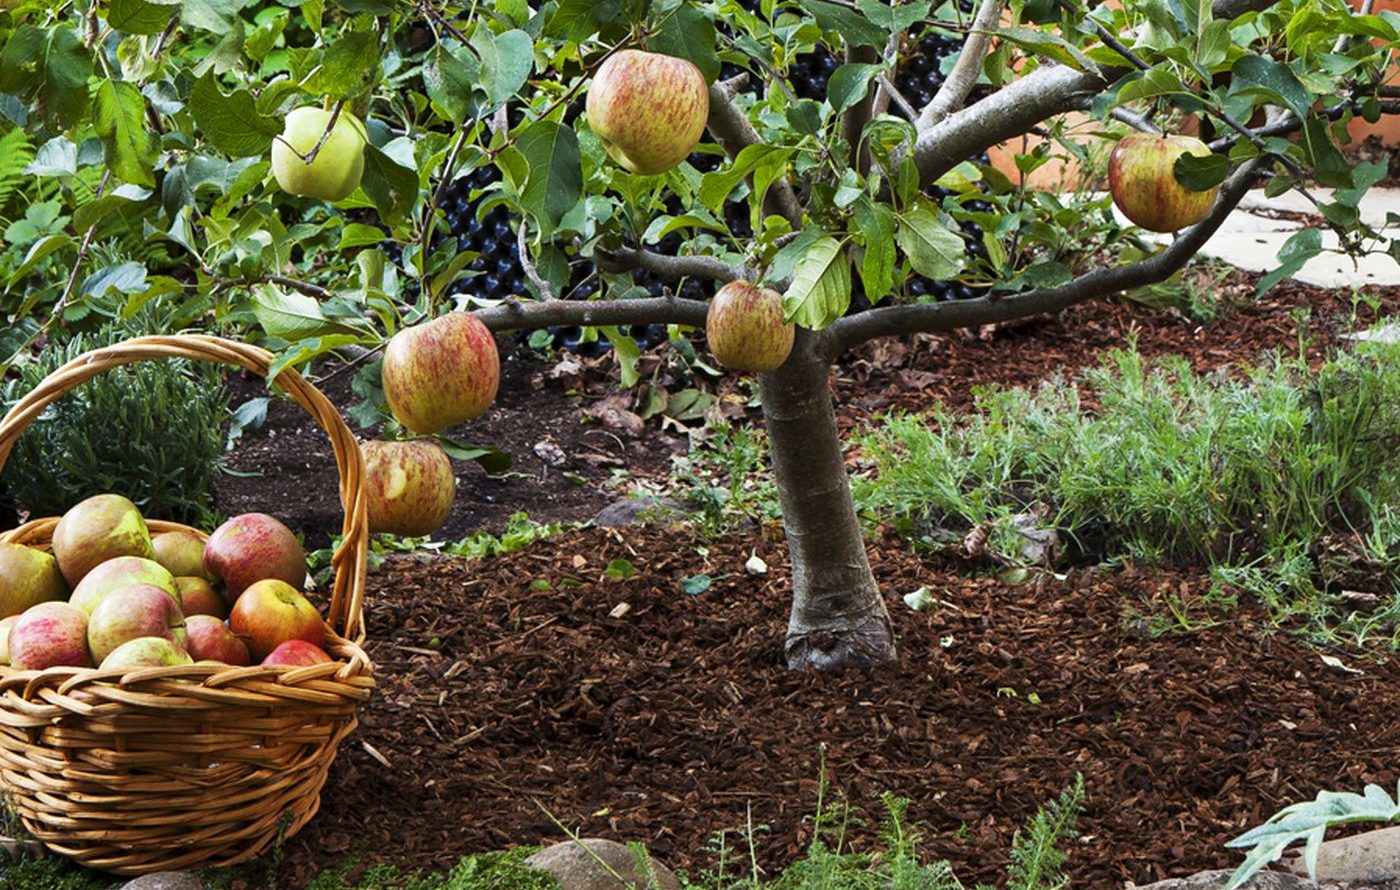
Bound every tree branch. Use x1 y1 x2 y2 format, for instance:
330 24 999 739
918 0 1006 129
475 296 709 333
593 245 751 284
706 81 805 228
821 155 1266 357
841 44 880 174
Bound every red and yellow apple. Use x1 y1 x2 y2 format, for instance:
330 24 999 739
0 542 68 618
1108 133 1220 233
706 281 795 372
262 639 333 667
153 530 212 581
176 577 227 619
8 602 90 670
99 636 193 671
87 584 187 665
381 313 500 434
228 578 325 662
51 493 155 587
185 615 251 666
203 513 306 601
69 556 179 614
586 49 710 176
270 106 368 202
361 439 457 536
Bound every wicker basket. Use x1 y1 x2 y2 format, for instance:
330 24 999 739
0 335 375 875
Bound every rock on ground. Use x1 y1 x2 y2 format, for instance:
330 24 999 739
593 497 686 528
1127 869 1340 889
120 873 209 890
1283 825 1400 886
525 838 681 890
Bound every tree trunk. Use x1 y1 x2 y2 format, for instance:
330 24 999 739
760 330 895 670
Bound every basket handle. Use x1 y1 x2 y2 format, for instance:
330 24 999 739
0 335 369 643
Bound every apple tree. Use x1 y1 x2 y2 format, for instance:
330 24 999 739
1 0 1398 670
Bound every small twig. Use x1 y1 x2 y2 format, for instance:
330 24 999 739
1059 0 1150 71
919 0 1008 129
264 275 333 299
878 73 920 120
517 222 558 301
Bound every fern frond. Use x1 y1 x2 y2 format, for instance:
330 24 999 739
0 128 35 210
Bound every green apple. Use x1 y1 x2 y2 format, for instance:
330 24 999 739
1108 133 1220 233
586 49 710 176
153 530 212 581
0 543 68 619
706 280 794 373
51 493 155 587
270 106 368 202
381 312 500 435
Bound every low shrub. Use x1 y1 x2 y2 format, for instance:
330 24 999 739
1 315 228 526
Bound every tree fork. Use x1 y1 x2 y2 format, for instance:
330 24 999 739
760 330 896 670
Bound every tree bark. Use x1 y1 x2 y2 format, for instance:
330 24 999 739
760 330 895 670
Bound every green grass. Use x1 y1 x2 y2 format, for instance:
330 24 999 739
852 328 1400 644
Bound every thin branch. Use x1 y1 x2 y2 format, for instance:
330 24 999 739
918 0 1007 129
870 32 902 120
517 222 558 301
475 295 710 334
821 155 1266 357
1111 107 1164 135
1060 0 1151 72
593 245 751 283
264 275 333 299
706 81 804 229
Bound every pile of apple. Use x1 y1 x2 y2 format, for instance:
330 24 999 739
0 493 333 673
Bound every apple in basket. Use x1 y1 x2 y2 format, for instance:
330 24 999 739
152 530 214 580
7 601 90 670
262 639 333 667
185 615 251 665
0 542 68 619
99 636 193 670
69 556 179 614
177 576 227 619
87 584 188 665
0 615 20 665
50 493 155 587
203 513 307 601
229 579 325 662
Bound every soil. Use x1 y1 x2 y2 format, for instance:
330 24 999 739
202 269 1400 888
262 525 1400 890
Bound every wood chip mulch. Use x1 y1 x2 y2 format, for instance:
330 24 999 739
270 526 1400 889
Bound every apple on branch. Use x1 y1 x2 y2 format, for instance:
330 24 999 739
1108 134 1220 233
361 439 457 537
706 281 795 373
271 105 368 202
585 49 710 176
381 312 500 435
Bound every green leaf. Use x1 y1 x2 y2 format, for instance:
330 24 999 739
827 63 881 115
896 207 964 280
360 144 420 224
267 334 365 383
0 27 93 130
304 32 379 100
697 145 792 212
254 285 333 339
109 0 179 34
795 0 887 47
424 41 480 125
853 197 895 301
545 0 625 41
81 261 148 297
438 436 513 475
1232 54 1311 120
474 28 534 110
7 234 71 287
191 73 282 157
601 325 641 388
26 137 77 177
1173 152 1230 191
1299 115 1351 189
181 0 245 34
856 0 931 31
337 223 386 250
650 4 720 83
680 573 712 595
516 120 582 234
996 26 1095 71
1255 228 1322 295
92 80 157 187
782 235 851 330
1114 67 1191 105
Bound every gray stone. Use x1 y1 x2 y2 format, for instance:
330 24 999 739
120 873 209 890
525 838 681 890
1126 869 1323 889
1282 825 1400 886
593 497 686 529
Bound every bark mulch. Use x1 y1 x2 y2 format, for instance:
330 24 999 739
271 526 1400 889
